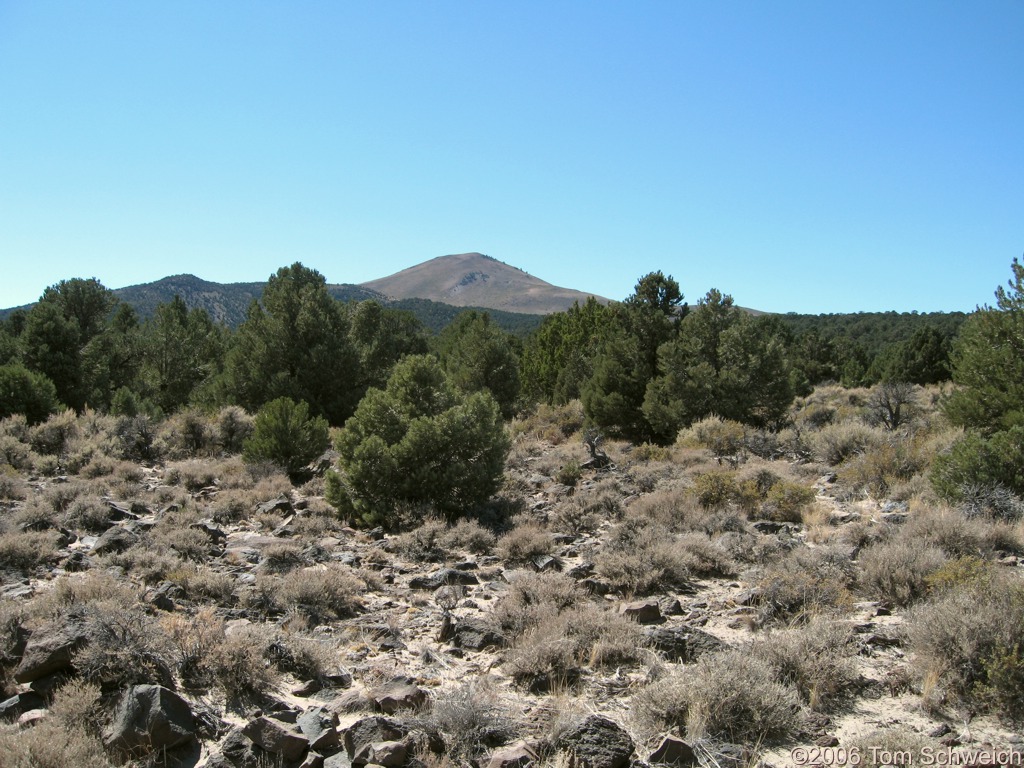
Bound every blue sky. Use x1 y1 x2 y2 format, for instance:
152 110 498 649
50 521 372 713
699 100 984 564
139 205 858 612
1 1 1021 314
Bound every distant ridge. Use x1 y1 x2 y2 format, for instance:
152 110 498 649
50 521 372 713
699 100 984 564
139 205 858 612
360 252 610 315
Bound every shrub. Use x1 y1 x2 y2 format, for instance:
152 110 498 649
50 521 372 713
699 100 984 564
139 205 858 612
243 397 329 483
425 679 519 762
595 519 690 595
29 409 79 456
495 522 552 564
810 422 886 466
840 438 927 498
208 624 281 700
0 364 61 425
442 518 497 554
676 532 737 577
490 571 583 639
73 602 175 689
251 565 364 623
217 405 254 453
858 540 948 607
0 531 58 573
692 471 738 510
687 415 747 461
504 602 643 691
332 355 509 525
763 480 816 523
754 546 855 625
907 575 1024 717
749 618 859 711
632 650 801 744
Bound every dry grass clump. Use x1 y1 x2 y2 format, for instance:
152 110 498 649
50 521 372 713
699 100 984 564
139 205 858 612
490 571 583 639
857 539 948 607
248 565 364 623
907 572 1024 717
595 518 691 595
632 649 801 744
809 422 887 467
495 521 552 564
676 532 738 577
208 623 281 701
509 401 585 445
678 415 747 462
423 678 521 762
753 545 855 626
72 601 176 689
749 617 859 711
0 530 59 574
393 518 449 562
838 437 929 499
504 601 644 691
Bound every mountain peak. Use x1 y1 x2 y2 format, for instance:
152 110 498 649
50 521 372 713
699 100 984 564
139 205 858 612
360 253 606 315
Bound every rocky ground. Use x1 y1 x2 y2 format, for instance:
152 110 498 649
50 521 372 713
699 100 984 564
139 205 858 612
1 394 1023 767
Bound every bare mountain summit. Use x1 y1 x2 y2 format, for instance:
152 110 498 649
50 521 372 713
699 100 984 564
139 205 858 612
360 253 608 315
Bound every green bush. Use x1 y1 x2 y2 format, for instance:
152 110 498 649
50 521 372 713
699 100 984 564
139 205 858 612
331 355 509 525
932 426 1024 514
0 364 61 425
242 397 329 483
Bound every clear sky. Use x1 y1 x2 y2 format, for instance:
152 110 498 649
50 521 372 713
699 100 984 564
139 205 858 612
1 2 1021 314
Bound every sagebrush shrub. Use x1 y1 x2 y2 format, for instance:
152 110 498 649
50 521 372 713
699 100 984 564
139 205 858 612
632 650 801 744
858 539 948 607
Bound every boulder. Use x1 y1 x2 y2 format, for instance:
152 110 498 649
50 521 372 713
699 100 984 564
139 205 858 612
649 735 697 766
644 626 727 662
104 685 196 755
342 716 407 760
409 568 480 590
13 618 89 683
242 716 309 761
617 599 662 624
554 715 634 768
486 740 542 768
452 618 505 650
297 707 341 752
363 740 408 767
90 525 141 555
372 679 427 714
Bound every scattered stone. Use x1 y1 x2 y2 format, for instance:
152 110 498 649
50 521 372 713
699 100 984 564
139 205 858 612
644 626 728 662
363 739 408 767
452 618 505 650
191 520 227 543
342 716 407 760
297 707 341 752
372 678 427 714
554 715 634 768
90 524 141 555
566 561 595 579
487 740 542 768
257 497 293 516
815 735 840 747
0 691 46 721
618 599 662 624
649 735 696 766
299 752 326 768
531 554 562 572
243 716 309 761
14 617 89 683
17 709 47 728
104 685 196 755
409 568 480 590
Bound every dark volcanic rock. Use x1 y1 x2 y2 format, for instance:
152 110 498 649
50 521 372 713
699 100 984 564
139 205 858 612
104 685 196 755
342 716 407 760
409 568 480 590
554 715 634 768
14 617 89 683
644 626 728 662
243 716 309 761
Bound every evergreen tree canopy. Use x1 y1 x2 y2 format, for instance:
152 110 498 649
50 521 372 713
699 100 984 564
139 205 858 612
331 355 509 524
437 310 521 418
223 263 361 425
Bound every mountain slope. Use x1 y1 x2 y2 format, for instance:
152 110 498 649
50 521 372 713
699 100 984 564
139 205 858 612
360 252 609 315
